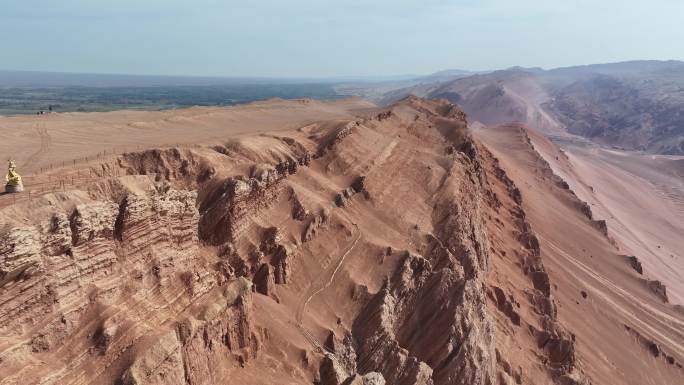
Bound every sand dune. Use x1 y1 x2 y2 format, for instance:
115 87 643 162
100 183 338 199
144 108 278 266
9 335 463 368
0 98 374 175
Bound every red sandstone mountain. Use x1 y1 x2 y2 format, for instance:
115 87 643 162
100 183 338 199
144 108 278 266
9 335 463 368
0 97 682 385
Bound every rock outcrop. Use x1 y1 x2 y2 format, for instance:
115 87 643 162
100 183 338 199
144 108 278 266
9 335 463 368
647 280 669 303
626 255 643 275
121 278 256 385
198 153 310 245
303 208 331 242
334 176 367 208
0 184 258 384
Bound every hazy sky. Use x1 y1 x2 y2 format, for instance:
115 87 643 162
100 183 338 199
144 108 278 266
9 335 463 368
1 0 683 77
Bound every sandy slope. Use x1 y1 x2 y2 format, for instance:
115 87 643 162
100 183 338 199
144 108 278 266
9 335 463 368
0 98 375 175
531 135 684 305
476 125 684 385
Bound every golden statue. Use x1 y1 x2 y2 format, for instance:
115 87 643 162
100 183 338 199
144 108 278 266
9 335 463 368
5 160 23 193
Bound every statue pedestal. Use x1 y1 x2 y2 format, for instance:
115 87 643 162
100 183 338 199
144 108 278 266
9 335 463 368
5 183 23 193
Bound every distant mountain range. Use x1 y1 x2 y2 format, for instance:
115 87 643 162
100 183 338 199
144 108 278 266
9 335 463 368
376 60 684 155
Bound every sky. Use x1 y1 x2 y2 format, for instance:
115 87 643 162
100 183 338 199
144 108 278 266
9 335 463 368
1 0 683 78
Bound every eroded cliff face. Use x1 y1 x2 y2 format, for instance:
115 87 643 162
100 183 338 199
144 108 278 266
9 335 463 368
349 145 496 385
1 97 591 385
481 149 586 385
0 184 257 385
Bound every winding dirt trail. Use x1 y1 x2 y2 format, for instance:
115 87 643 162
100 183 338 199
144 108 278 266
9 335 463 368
290 132 396 356
20 123 51 171
294 212 361 356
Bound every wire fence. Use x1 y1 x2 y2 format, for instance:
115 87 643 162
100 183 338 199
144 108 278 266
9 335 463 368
1 142 203 209
2 147 149 209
